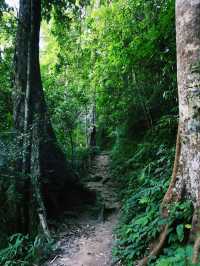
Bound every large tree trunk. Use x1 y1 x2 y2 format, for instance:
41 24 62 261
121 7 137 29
175 0 200 205
13 0 78 234
138 1 200 265
175 2 200 262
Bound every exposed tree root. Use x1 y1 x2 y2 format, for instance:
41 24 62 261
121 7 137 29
192 236 200 264
161 125 181 210
136 125 181 266
136 122 200 265
136 225 169 266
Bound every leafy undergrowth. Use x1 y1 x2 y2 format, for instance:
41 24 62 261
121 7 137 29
111 117 194 266
0 234 54 266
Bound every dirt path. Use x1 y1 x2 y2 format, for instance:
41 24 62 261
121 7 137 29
44 153 120 266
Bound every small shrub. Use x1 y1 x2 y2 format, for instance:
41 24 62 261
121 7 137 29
0 233 54 266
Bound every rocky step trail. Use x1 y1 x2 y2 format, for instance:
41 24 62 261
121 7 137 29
44 153 121 266
85 153 120 212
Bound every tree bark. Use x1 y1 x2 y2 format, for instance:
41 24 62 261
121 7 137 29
137 1 200 265
176 2 200 262
13 0 78 234
161 0 200 224
175 0 200 204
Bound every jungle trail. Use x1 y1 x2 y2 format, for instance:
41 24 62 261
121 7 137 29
1 0 200 266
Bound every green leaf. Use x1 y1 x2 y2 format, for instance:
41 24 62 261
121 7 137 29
185 224 192 229
139 196 149 204
176 224 184 242
135 216 148 226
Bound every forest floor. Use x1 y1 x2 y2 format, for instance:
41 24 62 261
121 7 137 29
44 153 121 266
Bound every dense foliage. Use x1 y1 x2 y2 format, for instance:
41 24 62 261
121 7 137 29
0 0 194 265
